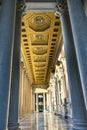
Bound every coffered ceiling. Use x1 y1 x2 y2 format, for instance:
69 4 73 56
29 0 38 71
21 11 62 89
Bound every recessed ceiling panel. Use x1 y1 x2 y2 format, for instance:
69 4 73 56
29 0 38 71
28 14 51 31
21 11 61 88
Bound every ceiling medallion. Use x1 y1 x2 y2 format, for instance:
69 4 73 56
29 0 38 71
34 16 45 25
28 14 51 31
33 47 47 55
34 56 46 62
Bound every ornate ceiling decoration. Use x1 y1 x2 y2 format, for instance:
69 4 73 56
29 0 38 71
21 11 62 88
30 34 48 45
34 56 46 62
33 47 47 55
34 63 46 67
28 14 51 31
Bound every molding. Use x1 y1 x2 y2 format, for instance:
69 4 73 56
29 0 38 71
35 88 48 93
51 35 63 69
25 2 56 11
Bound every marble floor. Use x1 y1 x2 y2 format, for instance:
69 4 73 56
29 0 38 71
19 112 72 130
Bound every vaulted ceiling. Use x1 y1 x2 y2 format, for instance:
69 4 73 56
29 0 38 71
21 2 62 89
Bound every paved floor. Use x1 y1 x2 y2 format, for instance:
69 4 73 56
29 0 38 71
19 112 72 130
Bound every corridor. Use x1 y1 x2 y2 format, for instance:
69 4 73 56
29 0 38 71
0 0 87 129
19 112 72 130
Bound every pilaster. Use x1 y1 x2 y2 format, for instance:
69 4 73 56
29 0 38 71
19 62 24 116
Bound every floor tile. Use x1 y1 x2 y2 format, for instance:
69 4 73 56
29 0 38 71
19 112 72 130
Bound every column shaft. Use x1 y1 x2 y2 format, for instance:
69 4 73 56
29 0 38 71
67 0 87 108
21 63 24 115
25 73 27 114
55 78 59 114
43 93 46 111
57 3 87 129
23 70 26 114
47 93 49 111
0 0 16 129
36 93 38 112
28 80 32 113
49 91 52 112
32 90 35 112
8 1 24 129
19 62 23 116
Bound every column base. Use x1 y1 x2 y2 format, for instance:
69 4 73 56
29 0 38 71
73 120 87 130
8 123 19 130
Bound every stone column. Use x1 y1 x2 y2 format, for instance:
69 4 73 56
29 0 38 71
32 94 35 112
26 75 29 113
30 86 33 112
67 0 87 108
36 113 39 130
54 78 59 114
21 62 24 116
0 0 16 129
23 69 27 114
8 1 25 130
36 93 38 112
27 80 32 113
57 80 62 114
19 62 24 116
48 92 50 112
60 63 67 98
43 93 46 112
56 1 87 129
25 73 27 114
32 89 35 112
48 90 52 112
45 93 47 110
47 93 49 111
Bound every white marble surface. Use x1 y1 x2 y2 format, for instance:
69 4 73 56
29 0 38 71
19 112 72 130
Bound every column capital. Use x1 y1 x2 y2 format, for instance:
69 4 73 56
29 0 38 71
20 61 24 69
55 0 67 17
0 1 1 6
16 0 26 12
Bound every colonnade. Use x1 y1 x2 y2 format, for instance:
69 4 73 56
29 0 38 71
0 0 87 130
48 59 71 117
33 92 47 112
19 61 32 116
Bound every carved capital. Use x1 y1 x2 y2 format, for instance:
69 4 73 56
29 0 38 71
55 0 67 17
16 0 26 12
0 1 1 6
20 61 24 68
